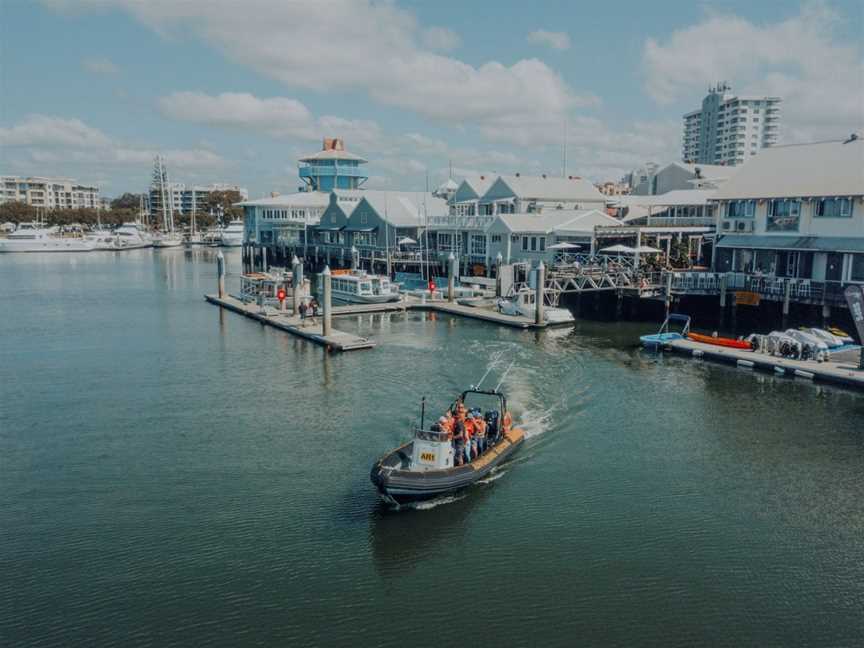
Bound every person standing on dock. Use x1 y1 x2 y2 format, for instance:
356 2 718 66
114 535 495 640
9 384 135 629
299 300 308 326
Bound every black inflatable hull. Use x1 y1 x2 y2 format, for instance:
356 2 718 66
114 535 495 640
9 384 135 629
370 429 525 506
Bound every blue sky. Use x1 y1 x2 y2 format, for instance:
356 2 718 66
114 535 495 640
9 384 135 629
1 0 862 198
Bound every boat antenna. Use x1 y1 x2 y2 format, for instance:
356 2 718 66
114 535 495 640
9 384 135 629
420 396 426 431
473 350 505 389
494 360 516 392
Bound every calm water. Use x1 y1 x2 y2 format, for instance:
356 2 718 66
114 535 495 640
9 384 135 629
2 250 863 647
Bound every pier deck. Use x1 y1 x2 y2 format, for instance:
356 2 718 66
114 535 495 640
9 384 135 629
661 338 864 390
422 300 543 329
205 294 376 352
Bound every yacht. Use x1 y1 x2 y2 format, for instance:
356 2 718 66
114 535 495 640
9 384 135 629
85 228 119 250
111 223 153 250
219 220 244 247
0 222 96 253
152 233 184 248
330 270 401 304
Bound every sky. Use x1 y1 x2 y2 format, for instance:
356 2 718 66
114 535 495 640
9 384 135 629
1 0 862 198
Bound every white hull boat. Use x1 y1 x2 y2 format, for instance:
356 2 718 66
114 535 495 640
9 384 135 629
496 288 574 324
0 223 96 252
331 271 401 304
219 220 244 247
153 234 184 248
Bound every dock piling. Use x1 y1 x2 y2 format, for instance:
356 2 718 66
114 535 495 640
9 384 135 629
216 251 225 299
535 261 545 326
292 255 302 315
322 265 332 337
447 252 456 303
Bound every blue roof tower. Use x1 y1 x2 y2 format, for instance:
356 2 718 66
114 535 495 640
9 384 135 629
298 138 368 192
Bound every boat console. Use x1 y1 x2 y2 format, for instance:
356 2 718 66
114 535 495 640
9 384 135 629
409 428 454 471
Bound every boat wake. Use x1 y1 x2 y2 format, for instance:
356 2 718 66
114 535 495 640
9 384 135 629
408 493 467 511
477 468 507 484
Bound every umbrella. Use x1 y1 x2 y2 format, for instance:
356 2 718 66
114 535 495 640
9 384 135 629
547 242 581 250
635 245 663 254
599 244 635 254
397 237 416 245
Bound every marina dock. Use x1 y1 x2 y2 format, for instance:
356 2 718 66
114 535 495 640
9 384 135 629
205 294 376 352
661 337 864 390
421 300 543 329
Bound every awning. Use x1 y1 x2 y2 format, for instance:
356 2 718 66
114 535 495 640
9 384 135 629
313 224 343 231
716 235 864 253
344 226 376 232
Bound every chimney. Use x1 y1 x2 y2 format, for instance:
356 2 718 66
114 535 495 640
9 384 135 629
270 191 280 198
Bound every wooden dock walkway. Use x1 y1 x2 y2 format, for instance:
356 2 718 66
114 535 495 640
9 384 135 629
662 338 864 391
205 294 376 352
420 301 543 329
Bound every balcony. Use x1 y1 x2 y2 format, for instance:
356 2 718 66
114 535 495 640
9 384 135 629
298 164 367 180
427 214 493 230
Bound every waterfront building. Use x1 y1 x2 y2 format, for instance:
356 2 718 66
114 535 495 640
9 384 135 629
711 135 864 292
485 209 621 263
682 82 781 166
239 191 332 247
478 174 607 215
298 137 368 192
1 175 101 210
311 190 446 252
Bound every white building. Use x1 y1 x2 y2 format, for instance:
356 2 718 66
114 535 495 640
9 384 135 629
149 182 249 218
1 176 101 210
239 191 332 246
485 209 621 264
711 135 864 285
683 82 781 166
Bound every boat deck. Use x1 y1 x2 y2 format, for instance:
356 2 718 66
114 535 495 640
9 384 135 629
661 337 864 390
205 294 376 352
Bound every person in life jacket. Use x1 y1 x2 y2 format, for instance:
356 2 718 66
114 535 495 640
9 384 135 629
455 398 467 423
464 413 476 462
502 410 513 436
452 417 465 466
437 415 452 440
473 413 487 456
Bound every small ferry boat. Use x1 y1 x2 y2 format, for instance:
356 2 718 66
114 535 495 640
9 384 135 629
331 270 400 304
0 222 96 253
370 386 525 506
219 220 244 247
496 287 574 324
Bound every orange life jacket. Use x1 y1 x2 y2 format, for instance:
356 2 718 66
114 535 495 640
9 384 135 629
474 418 486 437
464 419 475 439
503 411 512 433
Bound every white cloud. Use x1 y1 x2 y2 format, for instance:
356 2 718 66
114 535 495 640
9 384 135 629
642 4 864 141
422 26 460 52
0 114 228 178
82 57 120 76
527 29 571 51
50 0 591 130
0 114 111 148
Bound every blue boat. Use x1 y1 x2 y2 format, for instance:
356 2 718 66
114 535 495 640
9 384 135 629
640 313 691 349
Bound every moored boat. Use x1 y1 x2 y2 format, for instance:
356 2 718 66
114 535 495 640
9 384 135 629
370 386 524 506
640 313 690 348
219 220 244 247
687 332 753 350
0 222 96 253
331 270 400 304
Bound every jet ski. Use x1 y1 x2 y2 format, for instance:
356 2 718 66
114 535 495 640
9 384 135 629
370 381 525 507
805 328 844 348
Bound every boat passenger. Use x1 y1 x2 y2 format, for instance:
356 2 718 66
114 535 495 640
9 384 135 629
502 410 512 436
474 415 487 455
437 415 452 440
465 413 476 462
452 418 465 466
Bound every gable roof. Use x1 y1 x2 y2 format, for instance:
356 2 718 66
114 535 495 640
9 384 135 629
489 175 606 202
356 191 448 226
612 189 716 207
452 175 497 202
492 209 619 234
712 138 864 200
237 191 330 208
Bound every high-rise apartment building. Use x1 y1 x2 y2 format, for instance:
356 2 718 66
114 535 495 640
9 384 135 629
682 83 780 166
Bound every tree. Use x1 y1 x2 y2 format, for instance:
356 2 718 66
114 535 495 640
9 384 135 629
110 192 143 210
202 190 244 221
0 201 39 223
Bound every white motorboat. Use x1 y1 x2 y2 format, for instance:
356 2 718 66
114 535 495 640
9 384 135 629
111 222 153 250
496 287 574 324
85 229 119 250
0 222 96 253
330 270 401 304
219 220 244 247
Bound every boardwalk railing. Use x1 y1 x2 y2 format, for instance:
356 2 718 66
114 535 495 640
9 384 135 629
670 271 855 306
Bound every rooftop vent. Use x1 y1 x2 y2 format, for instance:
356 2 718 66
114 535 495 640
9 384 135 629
515 172 520 177
542 173 547 179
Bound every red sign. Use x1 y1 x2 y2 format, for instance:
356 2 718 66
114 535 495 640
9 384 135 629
277 289 286 301
428 280 436 293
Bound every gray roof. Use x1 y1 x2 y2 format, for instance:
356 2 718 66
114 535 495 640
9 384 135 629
454 175 496 200
613 189 716 207
717 234 864 253
492 209 619 234
359 191 448 226
237 191 330 208
494 175 606 202
712 138 864 200
668 161 735 180
298 148 367 163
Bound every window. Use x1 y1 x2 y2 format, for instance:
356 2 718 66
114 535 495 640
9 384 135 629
470 234 486 256
490 234 501 243
522 236 529 251
726 200 755 218
851 254 864 282
530 237 537 252
766 199 801 232
815 197 852 218
539 237 546 252
360 213 368 225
